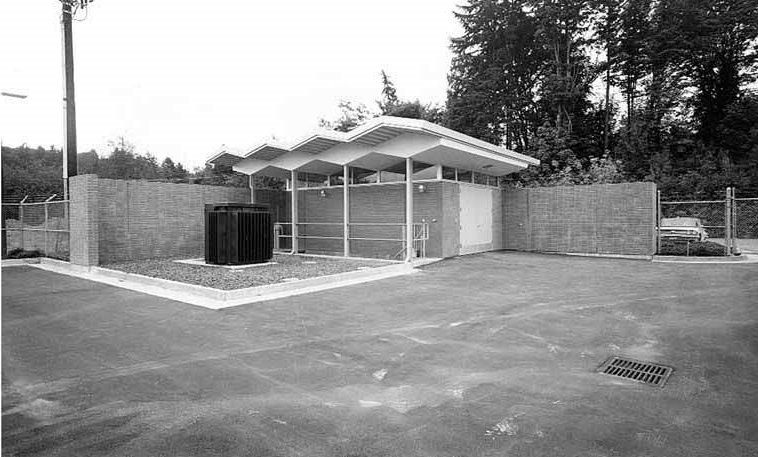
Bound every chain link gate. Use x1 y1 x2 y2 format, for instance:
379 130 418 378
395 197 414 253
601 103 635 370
735 193 758 254
1 196 70 260
656 188 748 257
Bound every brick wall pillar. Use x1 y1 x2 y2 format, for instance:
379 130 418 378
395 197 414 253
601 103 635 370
69 174 99 267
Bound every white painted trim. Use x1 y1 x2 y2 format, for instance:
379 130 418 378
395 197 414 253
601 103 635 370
291 170 299 254
281 178 444 191
206 145 245 165
2 258 41 267
343 164 350 257
208 116 540 169
405 157 414 262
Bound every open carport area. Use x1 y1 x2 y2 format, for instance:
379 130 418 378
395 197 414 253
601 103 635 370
3 252 757 456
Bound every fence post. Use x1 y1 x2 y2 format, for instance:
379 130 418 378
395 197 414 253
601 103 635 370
1 205 5 259
42 194 57 257
725 187 732 256
656 190 662 255
19 196 28 251
44 202 49 256
732 188 739 254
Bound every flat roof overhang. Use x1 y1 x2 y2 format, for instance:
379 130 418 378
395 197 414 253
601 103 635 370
211 116 540 178
206 145 246 168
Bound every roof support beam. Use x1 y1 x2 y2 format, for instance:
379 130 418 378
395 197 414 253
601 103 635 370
406 157 414 263
343 164 350 257
291 170 299 254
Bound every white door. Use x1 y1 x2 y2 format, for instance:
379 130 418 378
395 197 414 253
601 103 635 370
459 185 493 254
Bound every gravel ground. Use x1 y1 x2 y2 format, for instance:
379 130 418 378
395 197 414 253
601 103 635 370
103 254 392 290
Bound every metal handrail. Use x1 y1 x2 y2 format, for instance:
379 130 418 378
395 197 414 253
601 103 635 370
661 200 725 205
348 222 406 226
272 220 429 258
2 200 70 206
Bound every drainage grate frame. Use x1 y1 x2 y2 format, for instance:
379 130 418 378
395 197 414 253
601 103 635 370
597 356 673 387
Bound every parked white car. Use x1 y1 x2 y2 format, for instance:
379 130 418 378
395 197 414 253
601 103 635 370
659 217 709 242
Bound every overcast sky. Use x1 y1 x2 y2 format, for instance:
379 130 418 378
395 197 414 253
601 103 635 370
1 0 462 169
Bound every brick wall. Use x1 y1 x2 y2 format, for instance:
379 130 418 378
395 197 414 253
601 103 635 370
69 175 249 265
69 174 99 266
503 182 657 256
256 182 448 259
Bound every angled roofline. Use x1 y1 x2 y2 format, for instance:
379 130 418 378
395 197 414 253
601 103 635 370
206 145 246 166
207 116 539 167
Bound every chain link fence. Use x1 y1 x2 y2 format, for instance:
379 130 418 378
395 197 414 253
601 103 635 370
2 197 70 260
658 188 756 256
735 196 758 254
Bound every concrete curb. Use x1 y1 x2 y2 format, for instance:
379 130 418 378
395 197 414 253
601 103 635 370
500 250 652 261
564 252 653 261
30 257 431 310
652 254 758 264
2 258 41 267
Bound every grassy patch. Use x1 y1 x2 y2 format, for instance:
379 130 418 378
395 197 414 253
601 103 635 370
658 240 733 256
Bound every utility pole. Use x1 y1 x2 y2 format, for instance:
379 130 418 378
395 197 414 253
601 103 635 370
61 0 79 200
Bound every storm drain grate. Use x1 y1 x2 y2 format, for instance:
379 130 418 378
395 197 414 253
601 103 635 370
598 356 673 387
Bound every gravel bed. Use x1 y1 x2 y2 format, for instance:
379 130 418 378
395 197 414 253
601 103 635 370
102 254 393 290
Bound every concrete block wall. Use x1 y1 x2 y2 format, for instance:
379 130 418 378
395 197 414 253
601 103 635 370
259 182 449 259
69 175 99 266
503 182 657 256
69 177 656 265
69 175 249 265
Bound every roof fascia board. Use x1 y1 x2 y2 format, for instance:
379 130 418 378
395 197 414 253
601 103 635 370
316 142 374 166
289 130 348 152
206 146 244 165
364 116 539 166
416 120 539 165
265 151 318 171
372 132 442 159
233 157 276 175
437 138 530 169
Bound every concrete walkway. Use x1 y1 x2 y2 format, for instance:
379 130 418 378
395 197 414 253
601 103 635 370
3 252 757 456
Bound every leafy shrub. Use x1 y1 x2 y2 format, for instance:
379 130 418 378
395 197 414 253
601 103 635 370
7 248 43 259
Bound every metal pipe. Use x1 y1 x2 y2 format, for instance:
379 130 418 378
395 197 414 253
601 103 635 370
343 164 349 257
405 158 414 262
656 190 661 255
725 187 732 256
291 170 298 254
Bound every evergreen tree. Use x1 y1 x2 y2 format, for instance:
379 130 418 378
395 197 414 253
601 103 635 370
447 0 546 148
378 69 399 113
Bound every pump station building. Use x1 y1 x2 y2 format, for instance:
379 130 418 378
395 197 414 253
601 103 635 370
207 117 540 262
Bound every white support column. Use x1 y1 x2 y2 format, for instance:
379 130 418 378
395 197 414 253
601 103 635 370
405 158 414 262
435 164 443 180
291 170 299 254
249 174 256 204
343 164 350 257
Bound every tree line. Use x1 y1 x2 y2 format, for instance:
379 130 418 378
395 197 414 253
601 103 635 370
3 1 756 200
326 0 758 198
1 138 245 201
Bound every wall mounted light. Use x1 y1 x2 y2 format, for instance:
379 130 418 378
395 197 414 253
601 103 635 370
418 184 425 193
320 189 327 198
